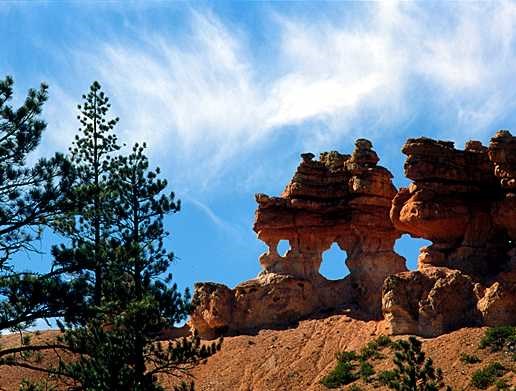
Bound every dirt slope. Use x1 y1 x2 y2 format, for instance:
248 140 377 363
180 315 514 391
1 315 515 390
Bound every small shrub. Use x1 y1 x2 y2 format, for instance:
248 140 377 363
348 385 362 391
19 380 56 391
375 335 392 348
360 341 382 360
336 350 358 362
479 326 516 352
320 359 358 388
173 381 195 391
359 360 374 382
460 353 481 364
494 378 510 390
471 362 507 389
358 336 392 361
378 370 398 386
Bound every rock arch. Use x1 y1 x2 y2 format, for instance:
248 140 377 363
192 139 406 337
319 243 349 280
191 131 516 339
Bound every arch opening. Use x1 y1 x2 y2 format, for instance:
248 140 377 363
319 242 350 280
394 234 432 271
276 239 290 257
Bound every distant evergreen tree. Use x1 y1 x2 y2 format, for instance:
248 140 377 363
0 76 78 331
383 336 448 391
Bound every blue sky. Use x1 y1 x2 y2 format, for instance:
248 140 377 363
3 1 516 295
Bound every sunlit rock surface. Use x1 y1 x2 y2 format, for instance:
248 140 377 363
384 131 516 336
191 132 515 339
192 139 405 338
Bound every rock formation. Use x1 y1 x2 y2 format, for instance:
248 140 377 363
191 131 515 340
191 140 406 338
383 131 516 336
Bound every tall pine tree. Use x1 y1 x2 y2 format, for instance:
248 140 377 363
55 142 220 390
0 81 220 390
52 81 121 312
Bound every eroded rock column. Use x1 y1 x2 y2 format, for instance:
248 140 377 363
191 140 406 337
384 132 516 336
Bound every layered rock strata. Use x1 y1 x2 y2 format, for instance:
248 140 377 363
191 132 515 339
383 131 516 336
191 140 406 338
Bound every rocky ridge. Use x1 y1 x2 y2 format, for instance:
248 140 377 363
191 131 516 339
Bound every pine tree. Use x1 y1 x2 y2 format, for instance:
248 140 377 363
52 81 121 313
55 142 220 390
0 81 220 390
385 336 448 391
0 76 78 331
108 142 182 382
0 75 71 268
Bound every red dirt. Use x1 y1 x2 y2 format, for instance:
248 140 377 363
1 316 515 390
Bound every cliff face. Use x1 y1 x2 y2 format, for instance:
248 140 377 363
191 132 516 339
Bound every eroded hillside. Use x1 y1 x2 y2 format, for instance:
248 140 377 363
1 317 515 390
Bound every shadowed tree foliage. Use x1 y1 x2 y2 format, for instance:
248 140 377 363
0 76 79 331
0 81 220 390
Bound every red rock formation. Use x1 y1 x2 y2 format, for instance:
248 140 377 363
191 140 406 338
490 130 516 241
254 139 405 300
384 131 516 336
382 267 480 336
390 137 506 276
192 132 515 340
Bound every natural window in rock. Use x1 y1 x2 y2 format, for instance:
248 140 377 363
320 243 350 280
276 239 291 257
395 234 432 271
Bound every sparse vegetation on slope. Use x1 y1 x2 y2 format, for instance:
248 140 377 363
321 336 395 388
479 326 516 353
2 317 516 390
471 362 507 389
356 325 516 391
460 353 481 364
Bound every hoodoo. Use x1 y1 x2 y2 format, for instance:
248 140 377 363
191 132 516 339
383 131 516 336
191 139 406 338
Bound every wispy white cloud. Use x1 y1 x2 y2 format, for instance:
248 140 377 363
40 85 78 154
184 196 240 237
42 2 516 196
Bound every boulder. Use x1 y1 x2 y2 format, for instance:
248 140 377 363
382 267 480 337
